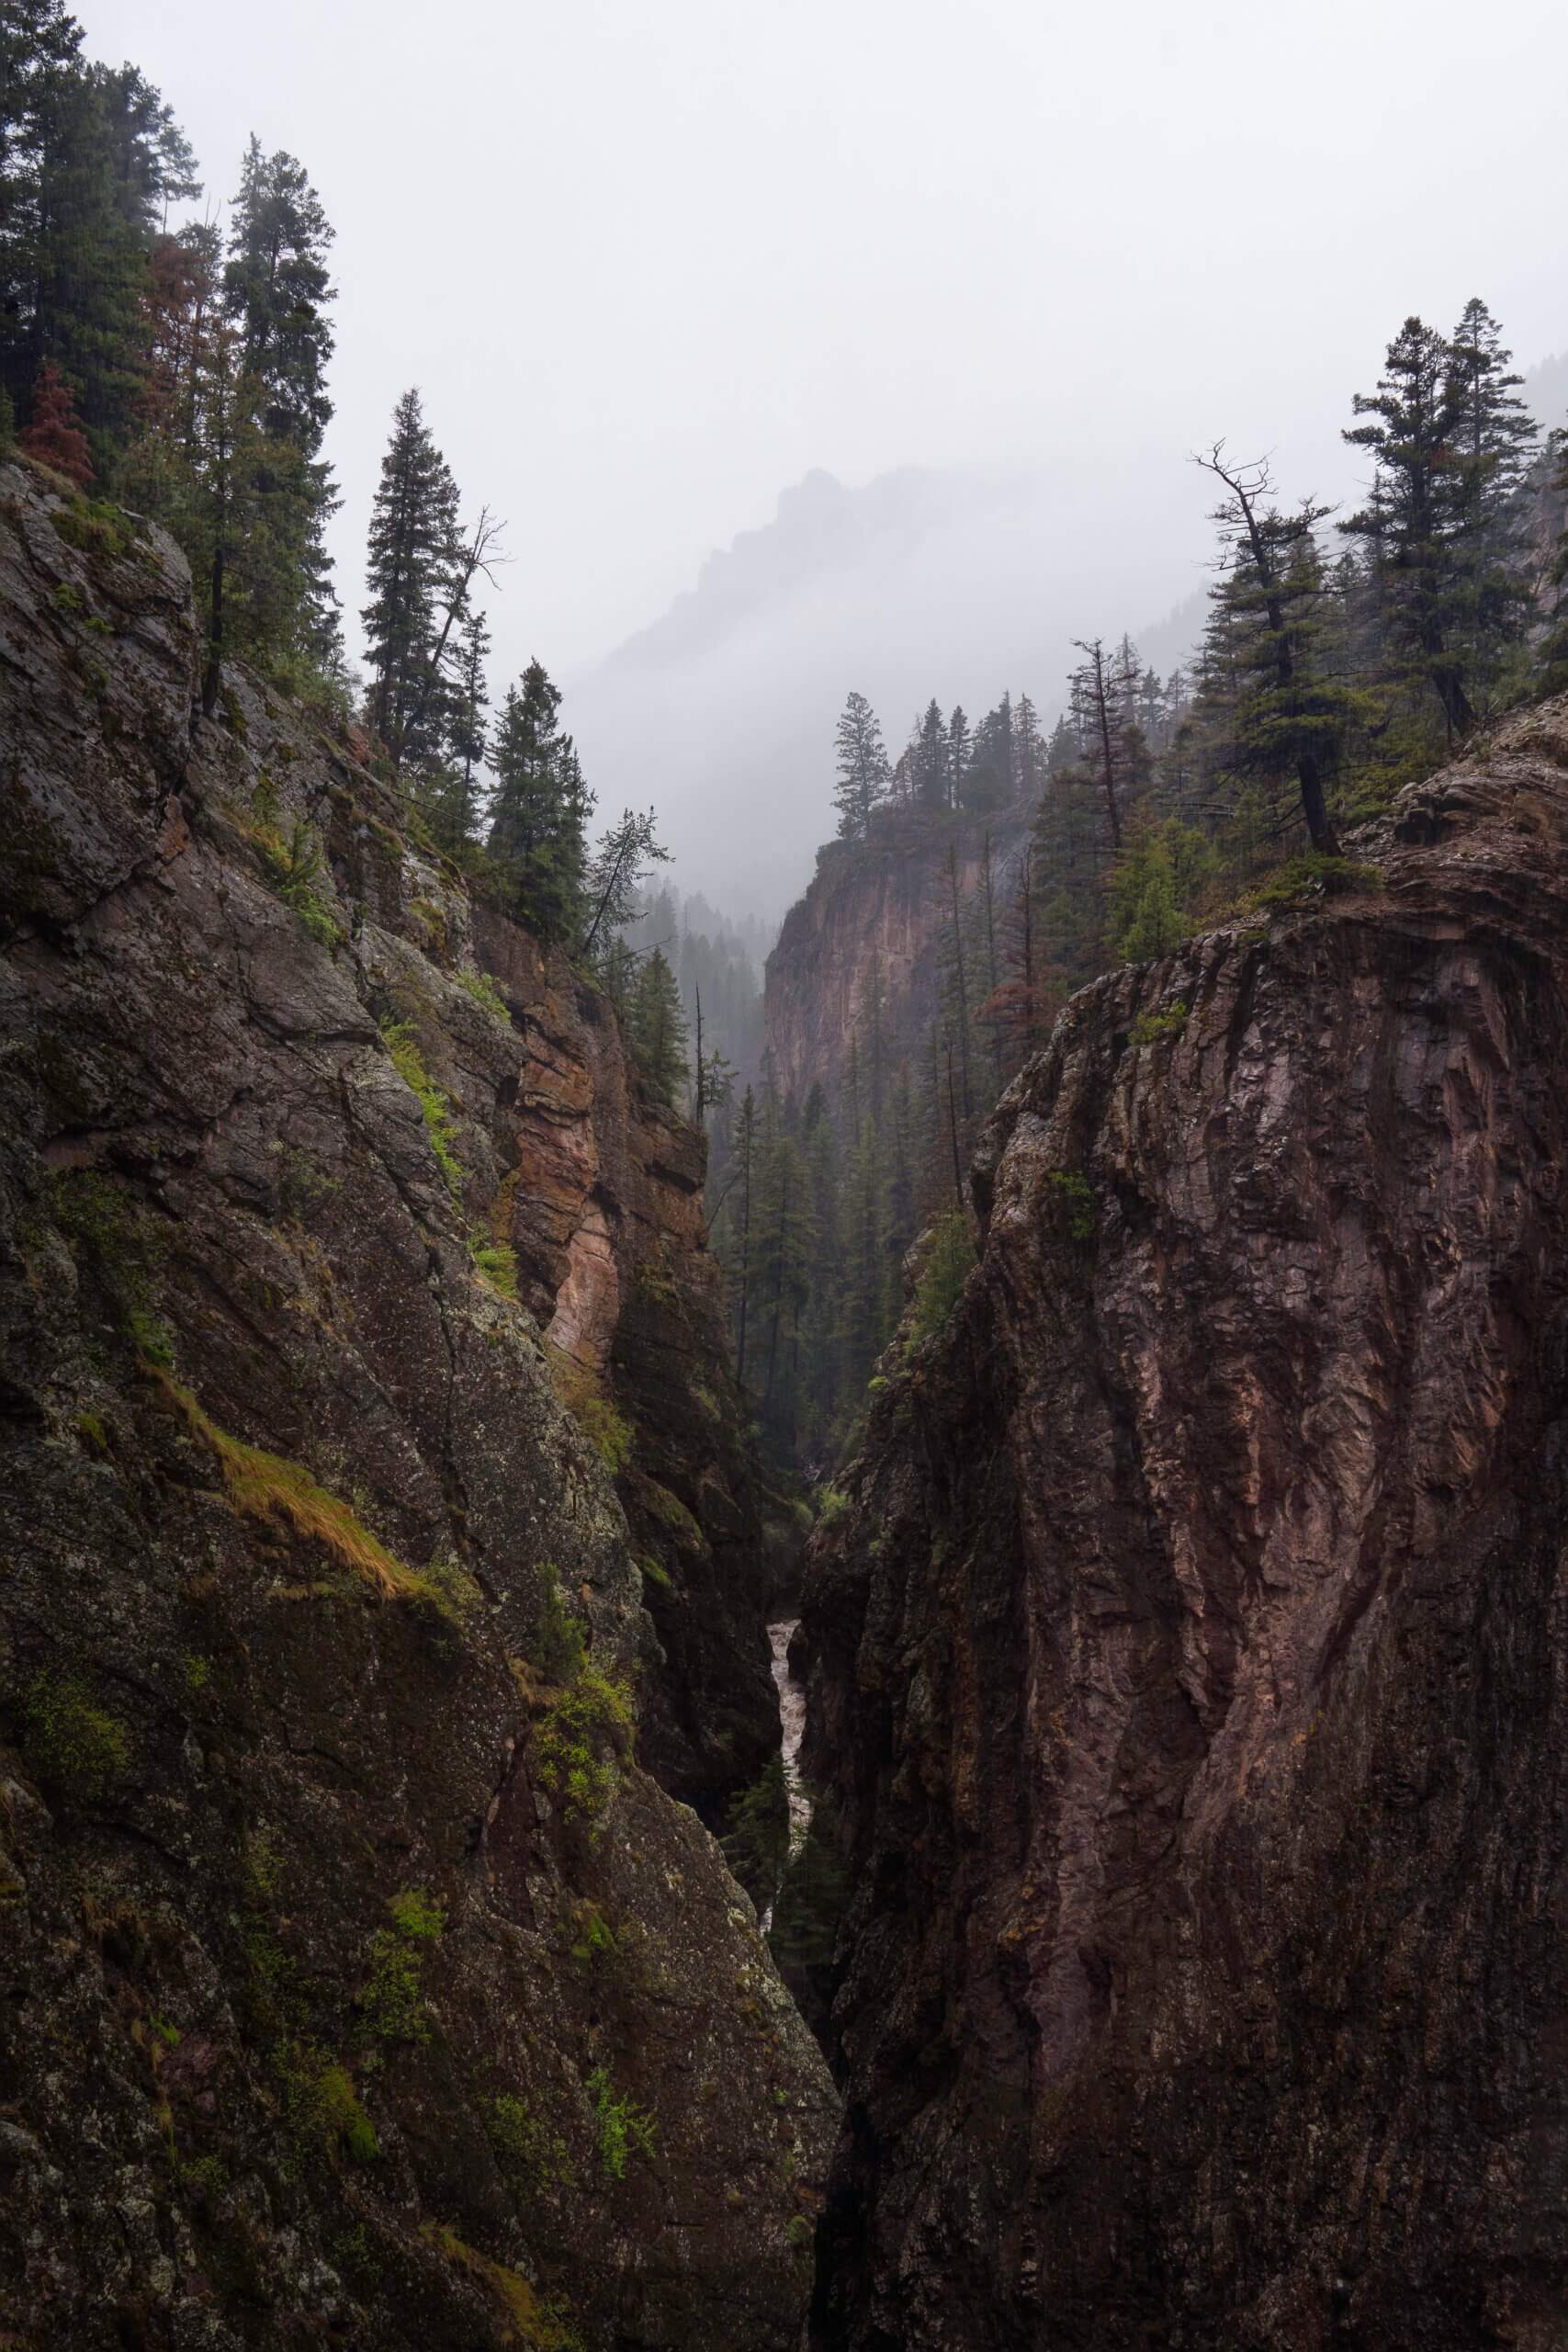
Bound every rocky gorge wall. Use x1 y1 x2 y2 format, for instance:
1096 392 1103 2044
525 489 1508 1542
0 459 833 2350
764 805 1029 1115
800 704 1568 2349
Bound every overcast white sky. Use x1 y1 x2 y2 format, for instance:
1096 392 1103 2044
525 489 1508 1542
85 0 1568 909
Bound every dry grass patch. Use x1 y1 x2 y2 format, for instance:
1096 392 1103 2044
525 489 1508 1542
153 1372 439 1609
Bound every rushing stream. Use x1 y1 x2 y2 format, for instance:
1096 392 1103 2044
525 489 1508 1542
761 1617 812 1930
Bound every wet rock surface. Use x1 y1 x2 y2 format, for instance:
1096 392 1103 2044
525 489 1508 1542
0 461 834 2351
765 807 1029 1124
802 703 1568 2349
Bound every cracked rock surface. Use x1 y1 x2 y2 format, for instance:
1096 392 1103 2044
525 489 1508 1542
0 461 834 2350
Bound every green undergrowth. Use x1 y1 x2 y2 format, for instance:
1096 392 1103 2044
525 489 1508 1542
358 1886 444 2044
1246 852 1384 911
487 2094 574 2192
585 2064 657 2180
456 967 511 1023
379 1017 464 1201
49 1168 174 1366
276 2040 380 2165
545 1346 635 1474
468 1235 520 1299
532 1564 586 1683
21 1669 130 1802
1047 1170 1096 1243
421 2222 585 2351
907 1208 976 1347
1131 999 1189 1046
532 1668 635 1823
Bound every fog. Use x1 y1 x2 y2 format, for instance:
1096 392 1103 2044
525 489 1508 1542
85 0 1568 917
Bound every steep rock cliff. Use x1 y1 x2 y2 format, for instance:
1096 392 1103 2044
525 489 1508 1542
0 461 834 2350
765 806 1029 1114
801 704 1568 2349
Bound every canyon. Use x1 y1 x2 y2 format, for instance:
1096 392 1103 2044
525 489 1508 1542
7 441 1568 2352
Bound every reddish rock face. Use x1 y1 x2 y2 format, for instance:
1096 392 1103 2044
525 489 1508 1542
766 808 1029 1117
801 705 1568 2350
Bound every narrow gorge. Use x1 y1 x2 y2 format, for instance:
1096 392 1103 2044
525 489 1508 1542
3 248 1568 2352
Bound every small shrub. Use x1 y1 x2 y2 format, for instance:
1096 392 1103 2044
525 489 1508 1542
1047 1170 1096 1243
421 1546 484 1626
488 2093 572 2190
359 1932 429 2043
22 1671 130 1802
586 2065 657 2180
545 1345 636 1475
579 1396 633 1474
52 494 136 560
259 818 343 949
533 1668 634 1822
908 1208 976 1346
183 1653 210 1692
468 1238 519 1300
532 1563 586 1682
276 2041 380 2164
457 967 511 1023
570 1901 615 1965
379 1019 464 1201
637 1551 671 1593
815 1487 850 1526
1130 999 1189 1047
387 1885 446 1941
50 1169 170 1363
1249 852 1383 910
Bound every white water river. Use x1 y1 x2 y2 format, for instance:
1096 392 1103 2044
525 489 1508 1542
761 1617 812 1930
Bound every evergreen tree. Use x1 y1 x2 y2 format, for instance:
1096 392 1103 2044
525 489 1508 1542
1342 314 1472 740
629 947 689 1108
221 136 339 664
1537 429 1568 700
1445 297 1538 708
945 706 970 811
723 1083 760 1385
915 696 949 810
487 660 592 942
362 387 460 772
962 693 1015 812
429 602 491 848
1193 446 1353 852
1014 692 1046 799
832 690 891 838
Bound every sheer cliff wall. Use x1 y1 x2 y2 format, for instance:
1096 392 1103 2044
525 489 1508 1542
801 704 1568 2350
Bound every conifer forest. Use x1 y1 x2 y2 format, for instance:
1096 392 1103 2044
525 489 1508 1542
4 2 1568 2346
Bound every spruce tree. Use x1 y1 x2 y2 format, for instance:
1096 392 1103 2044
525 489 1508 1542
487 661 592 943
915 697 949 810
629 948 689 1108
946 707 970 810
1193 446 1352 852
1445 298 1538 708
430 603 491 848
362 388 461 773
832 691 891 838
1342 315 1472 740
222 137 339 666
